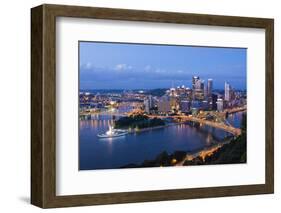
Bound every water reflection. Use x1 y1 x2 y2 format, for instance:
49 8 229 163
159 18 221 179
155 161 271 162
79 112 244 170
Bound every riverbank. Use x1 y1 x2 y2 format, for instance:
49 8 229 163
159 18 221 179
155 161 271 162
176 139 231 166
120 113 246 168
120 133 246 169
80 112 246 170
183 133 246 166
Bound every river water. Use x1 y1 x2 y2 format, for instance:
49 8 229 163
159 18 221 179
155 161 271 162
79 112 244 170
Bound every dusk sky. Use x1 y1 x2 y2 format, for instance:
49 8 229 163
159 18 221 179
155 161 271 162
79 42 246 90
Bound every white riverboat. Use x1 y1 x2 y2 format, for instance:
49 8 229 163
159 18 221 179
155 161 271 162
97 125 128 138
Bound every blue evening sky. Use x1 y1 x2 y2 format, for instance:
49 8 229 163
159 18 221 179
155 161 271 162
79 42 246 90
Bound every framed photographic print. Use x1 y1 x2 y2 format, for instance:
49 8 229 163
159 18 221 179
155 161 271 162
31 4 274 208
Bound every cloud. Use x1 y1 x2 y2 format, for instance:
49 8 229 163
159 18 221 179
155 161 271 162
80 62 93 70
79 64 245 90
144 65 151 71
79 62 198 89
114 64 133 71
85 62 92 69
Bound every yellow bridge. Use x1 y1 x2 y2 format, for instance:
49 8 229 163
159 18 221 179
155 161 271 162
80 106 246 136
147 115 242 136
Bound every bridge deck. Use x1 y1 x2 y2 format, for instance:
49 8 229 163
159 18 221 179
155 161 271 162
80 110 243 136
147 115 242 136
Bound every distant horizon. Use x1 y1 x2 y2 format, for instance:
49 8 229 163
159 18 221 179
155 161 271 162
79 42 247 90
79 87 247 91
79 81 246 90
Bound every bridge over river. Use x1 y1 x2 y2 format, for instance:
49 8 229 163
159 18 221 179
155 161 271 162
147 115 242 136
80 106 245 136
80 111 127 117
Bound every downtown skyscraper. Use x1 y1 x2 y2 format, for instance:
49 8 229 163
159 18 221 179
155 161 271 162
207 79 213 97
225 82 231 101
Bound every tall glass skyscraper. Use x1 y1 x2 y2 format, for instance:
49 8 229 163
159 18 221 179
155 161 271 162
225 82 231 101
207 79 213 97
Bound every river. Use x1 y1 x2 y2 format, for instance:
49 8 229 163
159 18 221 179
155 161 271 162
79 112 244 170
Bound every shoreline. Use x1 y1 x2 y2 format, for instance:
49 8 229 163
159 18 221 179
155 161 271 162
176 138 233 166
120 137 235 169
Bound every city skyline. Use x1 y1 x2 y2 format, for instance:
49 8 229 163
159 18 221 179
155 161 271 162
79 42 247 90
79 42 247 170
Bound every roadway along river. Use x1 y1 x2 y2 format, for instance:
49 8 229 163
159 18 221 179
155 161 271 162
79 112 244 170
